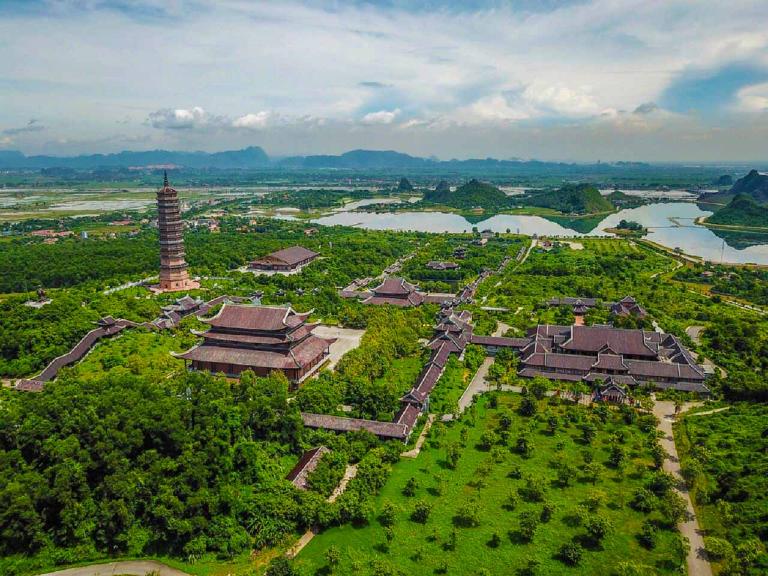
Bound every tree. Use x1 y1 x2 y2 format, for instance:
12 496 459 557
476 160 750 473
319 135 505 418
519 395 538 417
516 434 534 458
488 532 501 548
528 377 548 400
379 501 396 527
540 501 556 523
581 422 597 444
558 541 583 565
454 502 481 527
325 545 341 571
446 442 461 470
411 500 431 524
402 477 419 497
266 557 297 576
637 520 657 549
518 510 539 542
584 514 612 546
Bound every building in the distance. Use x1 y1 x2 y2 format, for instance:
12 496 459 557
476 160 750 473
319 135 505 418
249 246 319 273
361 277 426 307
156 172 199 292
174 304 334 384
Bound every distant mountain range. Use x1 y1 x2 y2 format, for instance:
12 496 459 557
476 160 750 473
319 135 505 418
0 146 655 172
0 146 270 170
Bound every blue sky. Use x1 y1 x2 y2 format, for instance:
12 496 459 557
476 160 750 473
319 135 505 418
0 0 767 161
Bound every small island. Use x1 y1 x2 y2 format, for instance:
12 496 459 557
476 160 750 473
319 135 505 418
605 219 647 237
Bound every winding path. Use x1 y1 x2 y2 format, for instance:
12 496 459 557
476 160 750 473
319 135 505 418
652 400 713 576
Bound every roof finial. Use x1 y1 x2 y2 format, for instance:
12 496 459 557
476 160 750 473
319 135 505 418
163 170 169 188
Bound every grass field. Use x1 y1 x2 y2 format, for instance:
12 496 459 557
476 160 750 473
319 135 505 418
674 404 768 575
295 394 686 576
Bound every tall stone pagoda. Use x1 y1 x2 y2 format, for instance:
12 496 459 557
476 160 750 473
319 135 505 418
156 172 199 292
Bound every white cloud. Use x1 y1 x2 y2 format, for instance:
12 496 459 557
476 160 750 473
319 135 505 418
361 109 401 124
735 83 768 112
232 111 274 129
1 0 768 159
148 107 211 130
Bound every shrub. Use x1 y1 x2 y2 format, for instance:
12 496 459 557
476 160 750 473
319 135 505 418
453 502 481 528
518 474 547 502
584 514 612 546
411 500 431 524
630 488 655 513
637 520 657 549
519 395 538 417
379 501 396 527
558 541 584 565
704 537 734 561
540 501 556 523
518 510 539 542
402 476 419 497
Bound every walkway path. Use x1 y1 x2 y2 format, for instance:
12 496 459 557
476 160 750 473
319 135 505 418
492 322 511 337
687 406 730 418
37 560 190 576
401 414 436 458
457 357 494 413
652 400 713 576
286 464 359 559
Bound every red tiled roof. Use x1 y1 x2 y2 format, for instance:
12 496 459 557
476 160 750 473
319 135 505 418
558 325 658 357
204 304 311 331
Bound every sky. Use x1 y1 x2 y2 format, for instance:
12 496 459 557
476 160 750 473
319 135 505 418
1 0 767 162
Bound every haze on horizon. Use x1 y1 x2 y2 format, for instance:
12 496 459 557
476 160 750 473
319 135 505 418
1 0 768 163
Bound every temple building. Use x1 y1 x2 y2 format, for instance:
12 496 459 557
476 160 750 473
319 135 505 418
610 296 648 318
361 277 426 307
156 172 199 292
174 304 334 384
250 245 319 272
516 324 708 392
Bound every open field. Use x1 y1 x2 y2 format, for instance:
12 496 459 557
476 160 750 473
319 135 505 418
296 394 687 576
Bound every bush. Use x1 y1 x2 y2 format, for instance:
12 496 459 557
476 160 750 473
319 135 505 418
558 541 584 565
637 520 657 549
518 510 539 542
453 502 481 527
704 537 734 561
411 500 431 524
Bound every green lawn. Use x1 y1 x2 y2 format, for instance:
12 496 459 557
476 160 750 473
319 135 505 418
674 404 768 575
295 394 686 576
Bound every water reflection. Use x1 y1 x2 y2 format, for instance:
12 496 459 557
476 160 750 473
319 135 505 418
313 202 768 264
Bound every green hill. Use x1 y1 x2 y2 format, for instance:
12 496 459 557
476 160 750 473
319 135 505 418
525 184 613 215
423 178 509 210
707 194 768 228
702 169 768 205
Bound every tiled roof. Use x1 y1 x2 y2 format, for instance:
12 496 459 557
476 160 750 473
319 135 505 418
558 325 658 357
204 304 311 331
176 335 331 369
372 276 419 296
286 446 330 490
301 413 409 439
253 245 319 266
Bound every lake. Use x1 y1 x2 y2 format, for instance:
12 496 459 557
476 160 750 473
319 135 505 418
313 202 768 265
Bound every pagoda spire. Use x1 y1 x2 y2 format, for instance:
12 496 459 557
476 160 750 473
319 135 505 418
163 170 169 188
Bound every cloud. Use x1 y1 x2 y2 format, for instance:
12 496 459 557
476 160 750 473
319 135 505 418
633 102 659 115
358 81 390 88
2 118 46 135
2 0 768 159
735 82 768 112
361 109 401 124
232 111 274 129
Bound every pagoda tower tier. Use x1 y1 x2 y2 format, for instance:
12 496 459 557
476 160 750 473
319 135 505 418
155 172 199 292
